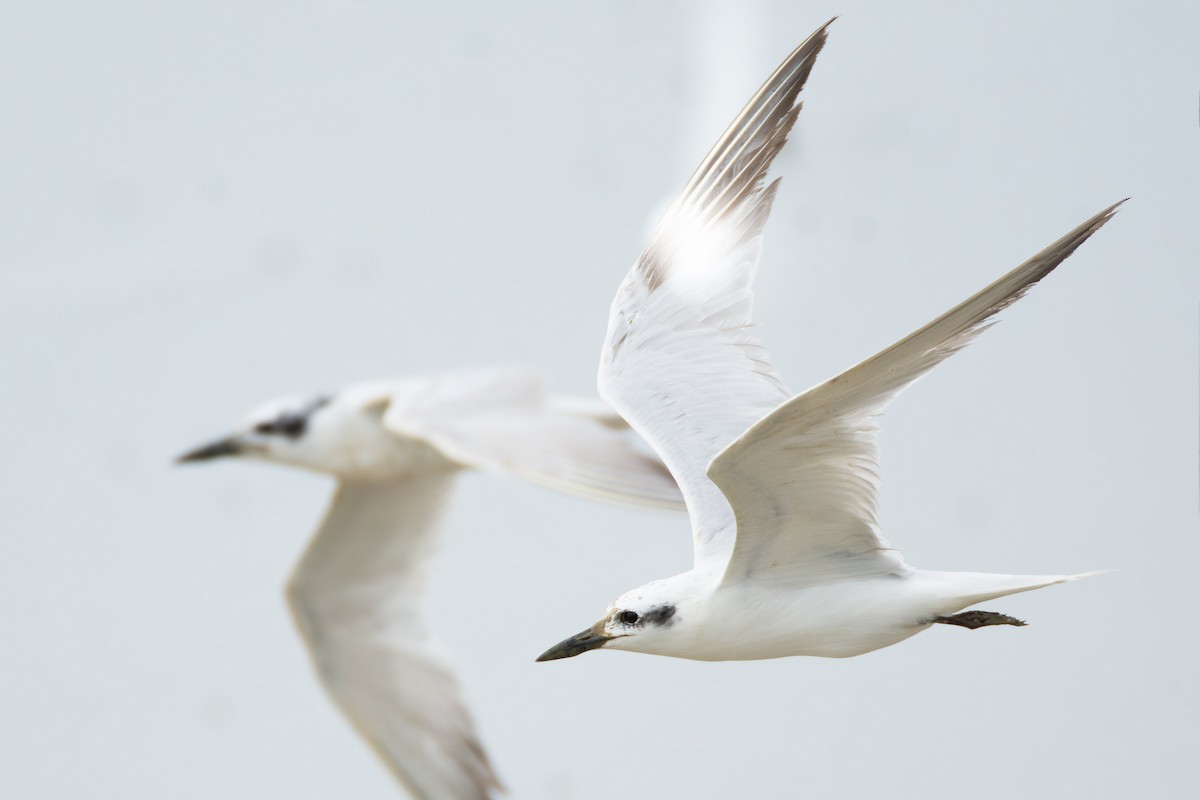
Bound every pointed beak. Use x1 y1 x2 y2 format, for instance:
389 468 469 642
536 623 611 662
175 436 245 464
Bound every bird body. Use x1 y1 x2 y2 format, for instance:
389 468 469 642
538 19 1117 665
604 569 1091 662
180 365 683 799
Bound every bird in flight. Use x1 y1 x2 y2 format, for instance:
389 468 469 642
178 366 682 799
537 19 1119 664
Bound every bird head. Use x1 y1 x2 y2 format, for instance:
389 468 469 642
536 578 693 661
176 392 335 472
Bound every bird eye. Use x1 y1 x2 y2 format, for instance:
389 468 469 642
254 414 307 438
618 610 640 625
278 415 306 437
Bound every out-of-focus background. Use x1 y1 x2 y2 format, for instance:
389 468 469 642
4 1 1197 797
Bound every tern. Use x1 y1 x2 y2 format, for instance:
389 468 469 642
178 366 682 799
537 20 1118 664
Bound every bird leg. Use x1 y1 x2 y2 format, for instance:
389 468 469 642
933 610 1027 629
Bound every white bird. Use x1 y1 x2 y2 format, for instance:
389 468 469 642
537 20 1119 664
178 366 683 799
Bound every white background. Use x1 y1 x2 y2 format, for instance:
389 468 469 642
3 1 1197 797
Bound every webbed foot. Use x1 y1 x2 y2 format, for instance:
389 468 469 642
933 610 1027 629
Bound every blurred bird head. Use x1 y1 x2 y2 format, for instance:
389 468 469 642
176 392 338 473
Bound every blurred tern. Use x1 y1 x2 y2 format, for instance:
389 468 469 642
179 366 682 799
538 20 1118 664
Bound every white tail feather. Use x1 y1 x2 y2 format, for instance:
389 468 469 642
922 569 1108 610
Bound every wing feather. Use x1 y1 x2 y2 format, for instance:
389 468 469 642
286 476 502 800
599 21 833 566
382 373 686 511
710 203 1124 587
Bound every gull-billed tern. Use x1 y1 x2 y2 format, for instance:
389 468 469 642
537 20 1119 665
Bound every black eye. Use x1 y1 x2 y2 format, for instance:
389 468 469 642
254 414 307 439
618 610 639 625
278 415 306 437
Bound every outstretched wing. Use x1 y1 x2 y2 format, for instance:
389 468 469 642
598 21 833 566
286 475 502 800
710 203 1123 588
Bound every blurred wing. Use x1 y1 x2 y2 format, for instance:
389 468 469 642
386 402 685 512
599 21 832 566
710 203 1123 588
286 475 502 800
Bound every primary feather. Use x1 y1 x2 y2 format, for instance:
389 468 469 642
287 476 500 800
599 20 833 569
709 202 1124 589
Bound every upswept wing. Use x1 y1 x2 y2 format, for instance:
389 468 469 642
598 21 833 566
710 203 1123 588
286 475 502 800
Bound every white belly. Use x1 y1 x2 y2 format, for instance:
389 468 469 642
682 574 956 661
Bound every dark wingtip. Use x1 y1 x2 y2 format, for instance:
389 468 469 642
1100 197 1129 219
806 16 837 56
1024 199 1127 282
1072 198 1127 247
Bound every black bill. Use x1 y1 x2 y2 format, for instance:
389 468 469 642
536 626 611 662
175 436 244 463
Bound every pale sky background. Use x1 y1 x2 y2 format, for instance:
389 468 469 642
3 1 1198 798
